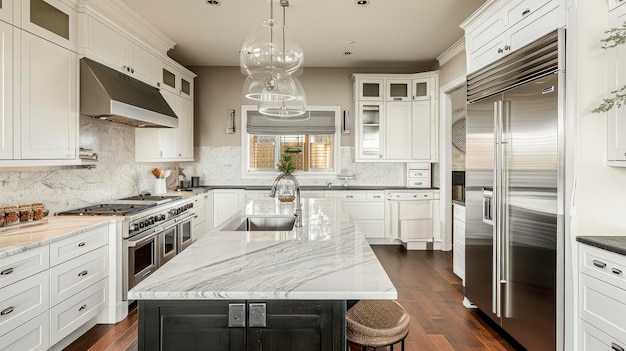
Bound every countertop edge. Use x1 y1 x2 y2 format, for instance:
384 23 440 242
577 236 626 256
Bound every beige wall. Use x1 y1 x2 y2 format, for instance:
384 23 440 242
190 65 433 147
438 50 467 88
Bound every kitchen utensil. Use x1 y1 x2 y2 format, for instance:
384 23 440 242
164 170 171 178
160 170 165 179
191 176 200 187
151 168 161 178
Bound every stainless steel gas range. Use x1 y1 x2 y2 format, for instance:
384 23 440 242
58 194 195 300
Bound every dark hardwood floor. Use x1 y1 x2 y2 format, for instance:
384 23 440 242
65 246 516 351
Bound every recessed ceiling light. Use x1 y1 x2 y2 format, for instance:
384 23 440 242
356 0 369 5
206 0 221 6
342 51 353 56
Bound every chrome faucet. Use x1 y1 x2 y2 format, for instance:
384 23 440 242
269 173 303 227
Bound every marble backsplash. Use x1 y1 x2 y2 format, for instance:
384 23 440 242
0 118 178 215
181 146 405 187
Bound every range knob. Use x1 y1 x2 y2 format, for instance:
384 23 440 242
159 214 166 221
153 215 159 222
132 223 139 231
144 219 151 227
139 222 145 229
189 203 194 209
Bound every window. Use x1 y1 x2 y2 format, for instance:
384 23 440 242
243 106 341 177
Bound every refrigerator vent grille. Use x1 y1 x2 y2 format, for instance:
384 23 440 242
467 30 560 103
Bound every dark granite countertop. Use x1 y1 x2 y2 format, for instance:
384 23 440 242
453 200 465 206
577 236 626 256
177 185 439 192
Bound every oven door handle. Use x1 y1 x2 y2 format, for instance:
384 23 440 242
175 212 196 224
127 231 158 248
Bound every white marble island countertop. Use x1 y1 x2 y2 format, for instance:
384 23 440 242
129 198 397 301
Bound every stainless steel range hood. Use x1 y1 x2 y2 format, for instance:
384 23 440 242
80 58 178 128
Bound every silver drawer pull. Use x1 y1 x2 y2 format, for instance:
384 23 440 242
346 195 354 199
79 304 87 312
1 306 14 316
522 8 531 16
593 260 607 269
78 270 88 277
373 195 381 198
0 268 14 275
78 242 86 247
612 268 623 275
612 343 624 351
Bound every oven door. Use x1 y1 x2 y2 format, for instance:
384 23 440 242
159 222 178 266
127 232 159 292
177 214 194 253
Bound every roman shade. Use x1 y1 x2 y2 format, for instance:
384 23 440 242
247 110 336 135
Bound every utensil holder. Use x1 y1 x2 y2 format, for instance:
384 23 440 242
154 179 166 194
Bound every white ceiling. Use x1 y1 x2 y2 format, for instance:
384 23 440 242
120 0 486 68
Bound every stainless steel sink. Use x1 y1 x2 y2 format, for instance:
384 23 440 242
220 215 296 232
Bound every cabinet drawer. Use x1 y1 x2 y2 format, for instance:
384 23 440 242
0 311 49 351
579 273 626 343
407 177 430 188
50 278 107 345
454 205 466 221
49 225 108 266
408 170 429 178
505 0 556 28
387 192 433 200
579 244 626 291
579 319 626 351
325 191 367 200
0 271 49 337
366 191 384 200
50 246 108 306
0 246 49 290
343 202 384 220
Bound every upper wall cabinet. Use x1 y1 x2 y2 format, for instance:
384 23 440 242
0 0 14 24
161 63 194 100
461 0 566 74
353 72 439 163
17 0 78 52
80 14 162 87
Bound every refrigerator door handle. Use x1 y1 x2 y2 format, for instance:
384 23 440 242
501 101 513 319
493 100 502 318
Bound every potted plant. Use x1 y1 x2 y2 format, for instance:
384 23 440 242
274 150 300 202
593 22 626 113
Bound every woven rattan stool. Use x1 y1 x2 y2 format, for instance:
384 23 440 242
346 300 410 351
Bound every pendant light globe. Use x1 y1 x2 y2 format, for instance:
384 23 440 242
240 19 303 76
242 70 299 102
258 75 306 117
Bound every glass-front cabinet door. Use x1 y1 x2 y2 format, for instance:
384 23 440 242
20 0 77 51
357 79 384 101
0 0 13 25
386 79 411 101
357 101 383 160
412 78 431 101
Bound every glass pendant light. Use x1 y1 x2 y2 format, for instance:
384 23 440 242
259 75 307 118
242 70 299 102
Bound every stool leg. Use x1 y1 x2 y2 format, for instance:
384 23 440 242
391 343 394 351
401 339 405 351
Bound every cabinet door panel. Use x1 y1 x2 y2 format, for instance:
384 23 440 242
0 245 49 290
357 102 383 160
20 0 77 51
411 100 432 160
131 44 161 86
385 102 411 160
608 6 626 161
0 271 49 337
0 311 49 351
0 21 12 159
19 30 77 160
0 0 13 25
85 16 131 72
213 190 244 228
175 97 194 159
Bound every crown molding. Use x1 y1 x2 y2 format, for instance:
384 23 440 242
437 37 466 66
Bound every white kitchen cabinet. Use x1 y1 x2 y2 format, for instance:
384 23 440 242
49 223 108 266
80 14 161 87
461 0 565 74
453 203 466 283
609 0 626 11
204 191 214 233
386 79 411 101
191 194 206 241
578 243 626 350
0 311 49 351
606 5 626 165
17 0 78 52
160 63 194 100
326 191 385 239
0 21 13 160
355 78 384 101
0 0 13 25
49 246 108 306
385 190 440 250
135 89 194 162
354 72 439 162
213 189 245 228
17 29 78 160
0 246 48 290
0 271 49 338
385 101 412 160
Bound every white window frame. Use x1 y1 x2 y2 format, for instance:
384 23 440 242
241 105 341 180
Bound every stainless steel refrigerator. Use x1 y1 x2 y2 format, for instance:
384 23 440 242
465 30 564 351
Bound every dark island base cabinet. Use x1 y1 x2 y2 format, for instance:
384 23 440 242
138 300 347 351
